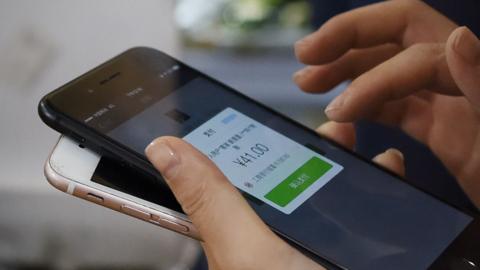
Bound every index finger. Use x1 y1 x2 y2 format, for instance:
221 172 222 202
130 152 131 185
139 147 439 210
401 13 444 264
295 0 456 65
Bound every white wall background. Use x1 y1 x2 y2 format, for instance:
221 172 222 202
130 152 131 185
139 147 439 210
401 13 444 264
0 2 199 269
0 0 180 193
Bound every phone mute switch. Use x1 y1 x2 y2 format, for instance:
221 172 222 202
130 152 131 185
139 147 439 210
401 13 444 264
121 205 150 220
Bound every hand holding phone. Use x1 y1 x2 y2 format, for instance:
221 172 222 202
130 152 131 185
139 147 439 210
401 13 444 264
144 130 406 270
39 45 480 269
39 0 480 268
145 136 324 269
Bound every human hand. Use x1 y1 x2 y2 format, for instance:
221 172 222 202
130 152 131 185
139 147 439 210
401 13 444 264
293 0 480 207
145 136 404 270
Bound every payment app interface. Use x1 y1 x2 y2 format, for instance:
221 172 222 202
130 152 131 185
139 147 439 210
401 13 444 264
100 75 472 270
184 107 343 214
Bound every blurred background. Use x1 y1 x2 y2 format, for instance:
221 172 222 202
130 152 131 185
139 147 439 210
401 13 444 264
1 0 479 269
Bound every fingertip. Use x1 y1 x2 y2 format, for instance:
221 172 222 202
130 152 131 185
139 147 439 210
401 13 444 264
373 148 405 177
448 26 480 66
145 136 182 180
446 26 465 48
316 121 356 149
294 38 312 63
324 91 353 121
293 66 336 93
145 136 166 156
294 27 346 65
316 121 336 134
145 136 181 159
385 148 404 162
292 66 314 87
446 26 480 107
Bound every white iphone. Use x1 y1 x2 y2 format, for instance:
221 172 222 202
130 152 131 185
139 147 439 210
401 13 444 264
45 135 200 239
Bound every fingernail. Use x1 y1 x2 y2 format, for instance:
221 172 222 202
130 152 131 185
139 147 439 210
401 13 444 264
292 67 312 83
145 139 180 180
453 26 480 65
325 92 347 115
295 33 315 49
316 121 333 134
385 148 404 162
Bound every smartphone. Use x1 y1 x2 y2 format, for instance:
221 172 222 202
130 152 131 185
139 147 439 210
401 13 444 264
45 135 341 269
45 135 199 239
39 47 480 269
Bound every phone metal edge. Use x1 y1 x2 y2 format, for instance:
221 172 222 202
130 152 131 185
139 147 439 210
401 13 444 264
43 137 201 240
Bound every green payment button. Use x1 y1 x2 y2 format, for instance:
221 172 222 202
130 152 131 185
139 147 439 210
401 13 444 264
265 157 332 207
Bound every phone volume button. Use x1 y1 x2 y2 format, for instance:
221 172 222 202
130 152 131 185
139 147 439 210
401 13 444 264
120 205 150 220
86 193 104 204
150 214 189 232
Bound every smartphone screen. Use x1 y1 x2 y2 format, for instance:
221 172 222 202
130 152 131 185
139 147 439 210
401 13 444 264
46 49 474 269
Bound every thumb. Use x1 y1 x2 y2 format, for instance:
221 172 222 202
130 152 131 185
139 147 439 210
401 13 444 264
145 136 287 264
446 26 480 108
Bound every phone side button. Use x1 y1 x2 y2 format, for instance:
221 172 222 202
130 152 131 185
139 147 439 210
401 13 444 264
150 214 189 232
86 193 104 204
120 205 150 220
